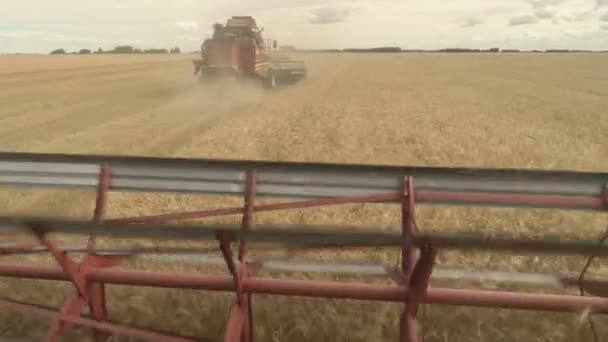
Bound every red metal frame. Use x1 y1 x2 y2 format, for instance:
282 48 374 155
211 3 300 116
0 170 607 341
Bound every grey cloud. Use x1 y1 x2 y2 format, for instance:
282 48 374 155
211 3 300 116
529 0 564 9
597 0 608 9
307 6 360 24
509 15 539 26
601 12 608 22
534 8 554 19
462 17 483 28
602 24 608 30
559 12 593 23
528 0 564 21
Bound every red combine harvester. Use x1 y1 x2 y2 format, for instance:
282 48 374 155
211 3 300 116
192 16 307 88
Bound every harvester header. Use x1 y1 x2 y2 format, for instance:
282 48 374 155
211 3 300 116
0 151 607 341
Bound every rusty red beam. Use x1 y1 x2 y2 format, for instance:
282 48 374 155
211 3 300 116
1 265 608 313
400 177 418 342
224 300 247 342
104 193 400 224
88 164 112 342
93 164 111 224
0 299 195 342
102 190 602 226
237 171 257 342
402 244 437 342
401 177 417 280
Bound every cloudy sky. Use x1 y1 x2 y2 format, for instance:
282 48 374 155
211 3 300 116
1 0 607 53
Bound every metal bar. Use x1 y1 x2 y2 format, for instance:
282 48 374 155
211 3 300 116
92 164 111 223
32 228 88 297
35 226 108 341
3 257 607 293
89 163 111 342
0 298 195 342
224 300 246 342
218 233 240 293
239 171 256 261
105 193 400 224
88 163 110 252
400 177 417 342
45 295 85 342
0 245 222 256
402 244 437 342
5 217 608 256
402 177 416 280
239 171 256 342
1 266 608 313
0 151 606 210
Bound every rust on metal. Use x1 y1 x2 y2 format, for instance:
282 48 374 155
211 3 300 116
45 296 86 342
93 164 111 223
4 265 608 311
32 227 89 298
239 170 257 342
88 163 112 342
401 244 437 342
0 298 196 342
0 156 607 341
105 192 400 225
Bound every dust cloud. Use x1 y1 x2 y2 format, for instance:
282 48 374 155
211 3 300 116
157 67 266 124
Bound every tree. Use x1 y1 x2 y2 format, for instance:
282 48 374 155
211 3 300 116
143 48 168 54
78 49 91 54
170 47 181 54
111 45 134 54
50 49 66 55
96 47 103 54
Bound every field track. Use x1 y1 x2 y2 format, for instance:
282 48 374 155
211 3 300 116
0 52 607 341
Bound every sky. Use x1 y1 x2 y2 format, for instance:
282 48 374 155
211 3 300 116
1 0 607 53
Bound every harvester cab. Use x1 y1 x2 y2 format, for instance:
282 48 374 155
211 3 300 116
192 16 307 88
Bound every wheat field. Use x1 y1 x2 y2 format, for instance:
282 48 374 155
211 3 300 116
0 52 607 341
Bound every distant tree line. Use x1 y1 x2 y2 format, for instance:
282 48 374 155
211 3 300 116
50 46 181 55
296 47 606 54
342 47 403 53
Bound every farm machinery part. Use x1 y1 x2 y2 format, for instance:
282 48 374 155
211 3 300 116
0 151 606 341
192 16 307 88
